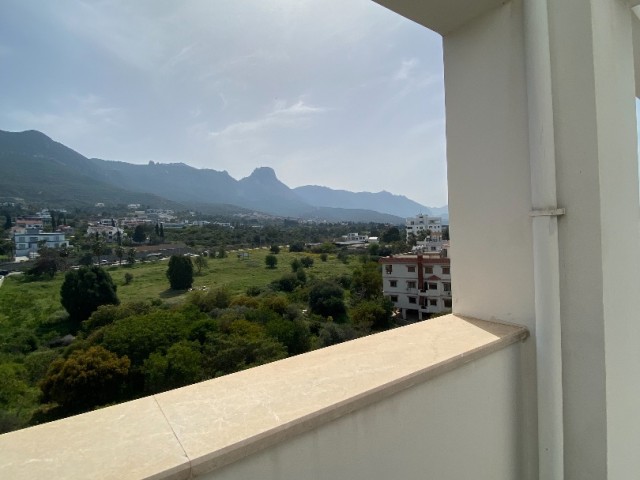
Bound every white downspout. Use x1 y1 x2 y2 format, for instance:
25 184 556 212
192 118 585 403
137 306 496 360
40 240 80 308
523 0 564 479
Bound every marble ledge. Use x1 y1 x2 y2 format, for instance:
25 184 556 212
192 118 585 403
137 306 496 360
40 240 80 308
0 313 528 480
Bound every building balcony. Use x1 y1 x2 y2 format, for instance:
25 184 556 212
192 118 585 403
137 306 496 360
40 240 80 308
0 314 528 480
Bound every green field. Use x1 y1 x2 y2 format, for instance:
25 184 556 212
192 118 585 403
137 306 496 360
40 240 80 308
0 249 352 332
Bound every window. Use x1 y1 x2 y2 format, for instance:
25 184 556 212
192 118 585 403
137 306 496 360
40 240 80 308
407 281 417 289
444 299 452 308
442 267 450 275
389 280 397 288
429 299 437 306
443 283 451 292
425 266 433 274
385 265 393 274
408 296 417 304
390 295 398 303
428 283 437 290
407 266 415 273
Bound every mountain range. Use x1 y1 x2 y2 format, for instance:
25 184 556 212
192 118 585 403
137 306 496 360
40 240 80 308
0 129 447 223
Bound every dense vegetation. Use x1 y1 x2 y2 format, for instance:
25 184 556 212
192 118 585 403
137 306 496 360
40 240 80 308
0 247 400 433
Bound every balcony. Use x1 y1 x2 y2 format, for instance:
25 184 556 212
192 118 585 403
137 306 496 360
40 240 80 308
0 315 528 479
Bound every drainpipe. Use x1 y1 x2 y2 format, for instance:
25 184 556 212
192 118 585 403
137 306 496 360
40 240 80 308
523 0 564 478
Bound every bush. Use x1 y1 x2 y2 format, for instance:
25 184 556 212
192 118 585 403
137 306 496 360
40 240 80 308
39 346 130 413
124 272 134 285
320 253 328 262
300 256 314 268
289 242 305 253
270 245 280 254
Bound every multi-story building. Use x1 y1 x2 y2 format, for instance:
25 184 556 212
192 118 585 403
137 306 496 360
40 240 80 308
13 228 69 257
379 251 451 320
405 214 444 241
86 225 124 243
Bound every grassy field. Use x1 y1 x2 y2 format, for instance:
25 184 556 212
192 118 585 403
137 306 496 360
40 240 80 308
0 249 354 324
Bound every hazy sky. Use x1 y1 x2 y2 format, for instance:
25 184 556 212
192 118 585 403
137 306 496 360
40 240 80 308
0 0 447 207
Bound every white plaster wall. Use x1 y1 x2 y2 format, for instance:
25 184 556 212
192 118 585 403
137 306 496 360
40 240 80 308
443 1 535 328
200 343 522 480
547 0 640 477
441 4 538 477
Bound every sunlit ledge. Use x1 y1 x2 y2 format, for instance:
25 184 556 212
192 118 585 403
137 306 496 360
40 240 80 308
0 314 528 480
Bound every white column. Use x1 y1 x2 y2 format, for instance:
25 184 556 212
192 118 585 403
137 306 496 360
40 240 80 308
545 0 640 477
442 3 539 478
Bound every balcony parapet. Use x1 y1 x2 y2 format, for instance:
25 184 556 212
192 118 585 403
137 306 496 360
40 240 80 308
0 314 528 480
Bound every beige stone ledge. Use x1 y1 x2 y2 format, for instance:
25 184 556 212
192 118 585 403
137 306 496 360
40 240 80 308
0 314 528 480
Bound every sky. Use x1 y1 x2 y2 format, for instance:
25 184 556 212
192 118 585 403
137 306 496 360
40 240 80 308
0 0 447 207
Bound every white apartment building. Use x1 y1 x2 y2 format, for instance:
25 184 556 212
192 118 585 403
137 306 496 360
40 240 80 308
13 228 69 257
405 214 444 241
380 252 451 320
86 225 124 243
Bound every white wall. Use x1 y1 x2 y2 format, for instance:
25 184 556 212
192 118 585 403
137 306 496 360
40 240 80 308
201 343 522 480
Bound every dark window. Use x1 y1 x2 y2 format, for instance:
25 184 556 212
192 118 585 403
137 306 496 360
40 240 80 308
408 296 417 304
425 266 433 274
390 280 397 287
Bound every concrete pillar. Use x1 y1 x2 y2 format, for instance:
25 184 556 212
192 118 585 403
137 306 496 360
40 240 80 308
441 4 539 478
375 0 640 477
545 0 640 478
443 0 640 478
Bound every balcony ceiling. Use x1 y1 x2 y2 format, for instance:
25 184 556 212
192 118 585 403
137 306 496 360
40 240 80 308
372 0 507 35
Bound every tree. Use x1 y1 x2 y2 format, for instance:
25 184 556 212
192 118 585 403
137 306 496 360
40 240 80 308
290 258 302 272
270 245 280 254
60 266 120 326
289 242 305 252
308 280 347 321
381 226 401 243
159 223 164 238
218 245 227 258
26 255 58 279
154 223 160 237
115 245 125 265
166 255 194 290
126 248 136 265
265 254 278 269
3 213 11 230
350 298 393 331
193 254 208 274
39 346 130 413
132 225 146 243
350 262 383 300
91 239 103 264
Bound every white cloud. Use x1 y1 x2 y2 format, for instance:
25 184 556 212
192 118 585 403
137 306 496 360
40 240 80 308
209 100 328 139
394 58 418 80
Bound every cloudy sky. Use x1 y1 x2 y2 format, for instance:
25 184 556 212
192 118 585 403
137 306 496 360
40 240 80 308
0 0 447 207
